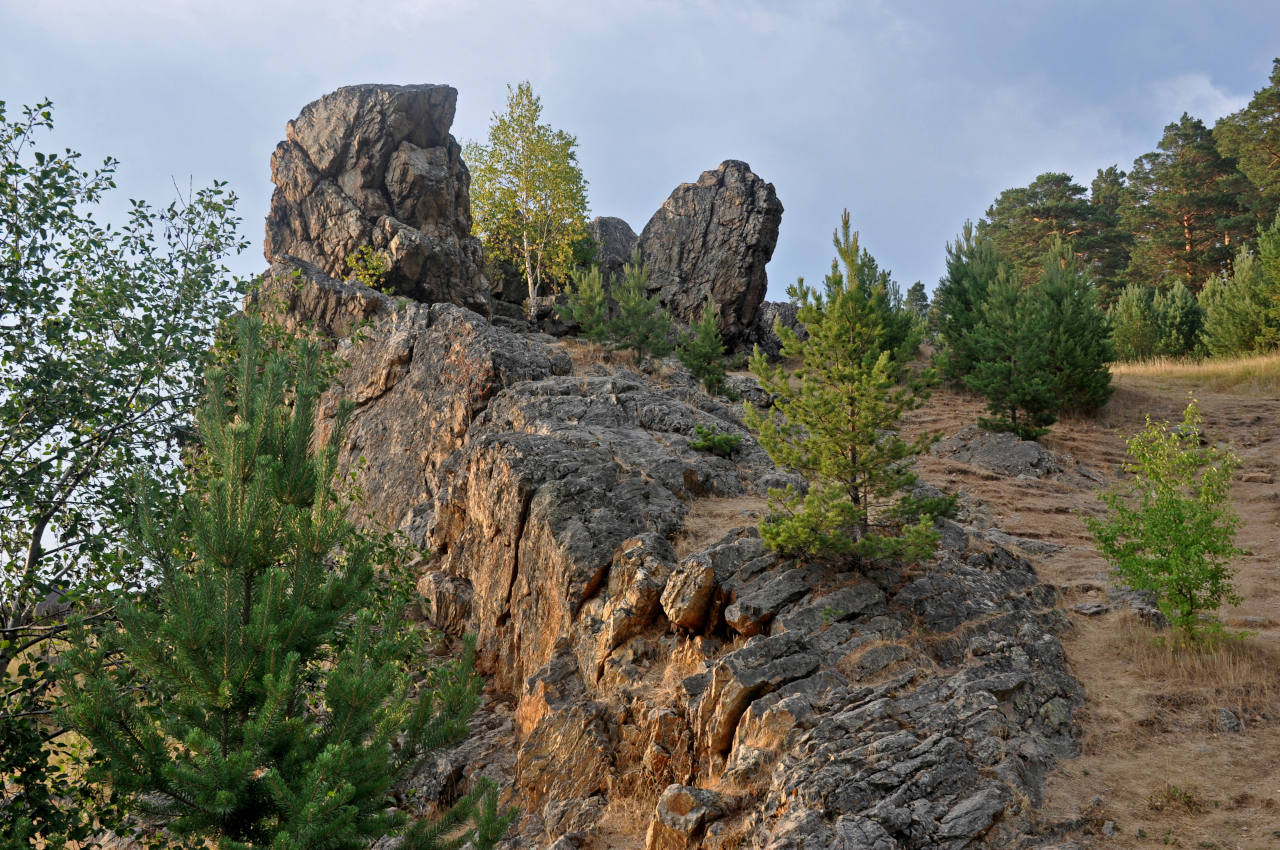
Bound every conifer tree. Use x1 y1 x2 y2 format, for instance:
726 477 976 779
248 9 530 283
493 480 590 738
58 317 509 850
1039 238 1114 413
1152 280 1204 357
1109 284 1161 361
962 275 1058 439
1199 246 1278 356
677 298 727 394
557 263 610 343
608 248 672 362
745 214 943 562
964 238 1113 437
933 222 1013 383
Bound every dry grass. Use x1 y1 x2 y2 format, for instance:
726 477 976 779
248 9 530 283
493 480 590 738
673 495 768 558
1118 619 1280 717
1111 351 1280 396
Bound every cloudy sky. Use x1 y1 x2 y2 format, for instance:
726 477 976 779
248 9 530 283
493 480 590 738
3 0 1278 299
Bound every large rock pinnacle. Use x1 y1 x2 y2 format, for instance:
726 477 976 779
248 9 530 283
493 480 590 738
639 160 783 348
264 84 491 313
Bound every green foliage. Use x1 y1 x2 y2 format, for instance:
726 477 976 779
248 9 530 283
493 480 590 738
465 82 589 305
1109 284 1161 361
1214 58 1280 207
344 244 390 291
0 100 247 847
981 171 1128 293
58 317 511 849
1199 245 1278 356
933 221 1013 383
689 424 741 458
831 209 922 370
1152 279 1204 358
963 238 1112 438
1123 114 1263 291
1038 239 1115 413
745 213 939 563
1085 399 1243 640
557 263 610 343
608 249 672 362
904 281 929 319
677 299 727 394
962 274 1057 440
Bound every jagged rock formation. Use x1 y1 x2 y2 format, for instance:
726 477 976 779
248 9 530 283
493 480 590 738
743 300 805 359
587 216 639 283
264 84 490 312
639 161 783 348
258 258 1085 849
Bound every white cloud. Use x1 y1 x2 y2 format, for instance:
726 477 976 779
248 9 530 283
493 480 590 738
1151 73 1249 123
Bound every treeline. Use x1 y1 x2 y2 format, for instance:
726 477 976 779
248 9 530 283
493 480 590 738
967 59 1280 361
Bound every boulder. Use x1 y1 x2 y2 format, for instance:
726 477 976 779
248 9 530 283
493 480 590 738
264 84 490 312
644 784 724 850
587 216 639 283
638 161 782 348
930 425 1061 479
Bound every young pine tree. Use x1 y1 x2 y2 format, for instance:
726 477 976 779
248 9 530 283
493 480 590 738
1108 284 1160 361
557 263 611 343
609 248 673 362
933 222 1013 383
745 215 943 562
962 274 1059 439
677 298 727 394
58 317 510 850
1199 246 1276 356
1038 237 1114 413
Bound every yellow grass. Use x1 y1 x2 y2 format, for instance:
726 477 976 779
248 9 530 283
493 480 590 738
1111 351 1280 396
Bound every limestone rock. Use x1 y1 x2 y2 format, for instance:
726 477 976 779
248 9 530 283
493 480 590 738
264 84 490 312
639 160 783 348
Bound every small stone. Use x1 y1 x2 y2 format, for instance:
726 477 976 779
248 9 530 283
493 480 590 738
1102 819 1118 836
1216 707 1242 734
1072 602 1110 616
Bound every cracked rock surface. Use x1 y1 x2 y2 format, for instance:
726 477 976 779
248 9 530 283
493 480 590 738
265 258 1086 850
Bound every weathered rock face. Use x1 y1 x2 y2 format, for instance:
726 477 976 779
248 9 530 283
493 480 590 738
264 256 1085 849
587 216 639 283
264 84 490 312
639 161 783 348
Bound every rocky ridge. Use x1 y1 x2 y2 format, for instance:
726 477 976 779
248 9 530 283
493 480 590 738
253 83 1089 849
258 260 1086 849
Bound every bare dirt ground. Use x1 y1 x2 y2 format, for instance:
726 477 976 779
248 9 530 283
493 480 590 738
903 379 1280 849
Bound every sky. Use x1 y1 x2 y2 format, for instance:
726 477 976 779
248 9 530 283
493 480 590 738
3 0 1279 300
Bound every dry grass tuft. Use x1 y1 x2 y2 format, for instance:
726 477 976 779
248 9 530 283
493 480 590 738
1118 618 1280 715
1146 781 1207 814
1111 352 1280 396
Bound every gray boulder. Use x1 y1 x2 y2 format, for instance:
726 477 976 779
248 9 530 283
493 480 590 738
587 216 639 283
264 84 491 312
639 160 783 348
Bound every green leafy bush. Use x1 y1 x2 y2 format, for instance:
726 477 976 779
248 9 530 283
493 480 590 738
1085 399 1243 641
345 244 391 290
689 423 741 458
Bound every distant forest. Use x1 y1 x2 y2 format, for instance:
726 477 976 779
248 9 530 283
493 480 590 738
948 58 1280 361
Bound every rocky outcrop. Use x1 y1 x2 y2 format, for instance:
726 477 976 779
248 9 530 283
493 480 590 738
639 161 783 348
261 257 1086 849
264 84 490 312
587 216 639 283
743 300 806 359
